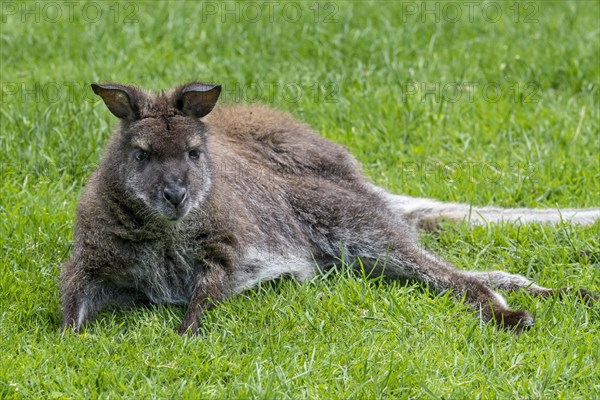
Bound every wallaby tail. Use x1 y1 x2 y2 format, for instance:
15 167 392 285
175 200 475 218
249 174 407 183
373 186 600 231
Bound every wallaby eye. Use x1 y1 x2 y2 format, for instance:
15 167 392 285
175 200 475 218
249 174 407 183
134 149 149 161
188 149 201 159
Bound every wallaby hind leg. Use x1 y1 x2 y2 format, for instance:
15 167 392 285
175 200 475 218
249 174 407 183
342 234 535 332
311 186 535 331
395 248 533 331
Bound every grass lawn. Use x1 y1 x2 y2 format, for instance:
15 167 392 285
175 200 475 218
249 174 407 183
1 0 599 398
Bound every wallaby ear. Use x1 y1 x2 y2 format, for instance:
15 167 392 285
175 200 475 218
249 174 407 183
91 83 138 120
176 83 221 118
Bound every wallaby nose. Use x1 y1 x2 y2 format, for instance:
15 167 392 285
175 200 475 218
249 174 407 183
163 186 187 207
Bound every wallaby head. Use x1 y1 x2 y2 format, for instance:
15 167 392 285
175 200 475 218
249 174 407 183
92 82 221 221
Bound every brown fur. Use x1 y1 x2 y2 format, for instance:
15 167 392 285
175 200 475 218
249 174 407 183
60 82 599 335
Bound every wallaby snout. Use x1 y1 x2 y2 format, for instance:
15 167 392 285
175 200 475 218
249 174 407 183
163 184 187 208
143 167 198 221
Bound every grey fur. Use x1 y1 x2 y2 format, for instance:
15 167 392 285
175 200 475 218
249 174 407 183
60 82 599 335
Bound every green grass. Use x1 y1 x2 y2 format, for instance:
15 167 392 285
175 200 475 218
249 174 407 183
1 0 599 398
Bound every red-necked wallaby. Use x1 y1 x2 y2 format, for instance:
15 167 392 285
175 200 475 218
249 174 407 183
60 82 599 335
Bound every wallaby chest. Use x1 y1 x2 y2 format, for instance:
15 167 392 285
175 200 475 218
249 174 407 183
123 237 199 305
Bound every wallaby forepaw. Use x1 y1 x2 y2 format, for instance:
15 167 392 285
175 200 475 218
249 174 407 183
494 310 534 333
